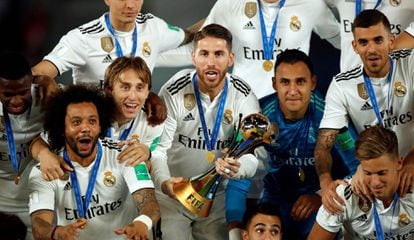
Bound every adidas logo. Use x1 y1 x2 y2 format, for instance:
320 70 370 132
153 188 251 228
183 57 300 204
102 54 113 63
63 181 72 191
243 21 255 30
183 113 195 121
360 101 373 111
355 214 367 222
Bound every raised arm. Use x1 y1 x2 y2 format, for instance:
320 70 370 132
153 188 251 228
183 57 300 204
314 128 347 214
32 60 59 79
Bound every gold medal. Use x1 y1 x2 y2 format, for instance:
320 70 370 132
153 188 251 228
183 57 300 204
59 171 70 181
263 60 273 72
358 198 371 212
298 168 305 182
77 218 87 229
14 174 20 185
206 151 215 163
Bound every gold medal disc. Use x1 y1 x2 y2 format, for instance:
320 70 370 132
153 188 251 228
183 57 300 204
206 151 215 163
14 174 20 185
77 218 87 229
263 60 273 72
298 168 305 182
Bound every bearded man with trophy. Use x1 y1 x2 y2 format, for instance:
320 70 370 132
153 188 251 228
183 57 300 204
151 24 267 240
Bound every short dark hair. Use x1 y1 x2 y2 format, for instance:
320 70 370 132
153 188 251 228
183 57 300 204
356 125 399 161
242 202 282 230
352 9 391 34
0 212 27 240
193 23 233 51
274 49 314 75
44 85 111 151
104 56 152 90
0 52 32 81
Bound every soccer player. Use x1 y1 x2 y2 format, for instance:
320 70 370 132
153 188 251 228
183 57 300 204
315 9 414 214
31 0 194 86
151 24 261 240
324 0 414 71
29 85 160 239
0 52 58 238
260 49 356 239
241 203 282 240
308 125 414 239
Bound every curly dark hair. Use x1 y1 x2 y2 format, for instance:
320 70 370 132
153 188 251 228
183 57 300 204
44 85 111 151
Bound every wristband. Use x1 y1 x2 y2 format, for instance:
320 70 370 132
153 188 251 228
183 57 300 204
133 215 152 230
51 225 60 240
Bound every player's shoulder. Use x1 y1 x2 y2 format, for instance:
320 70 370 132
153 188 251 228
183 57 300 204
390 49 413 61
77 16 106 35
333 65 363 83
228 74 252 98
135 13 157 24
161 69 193 97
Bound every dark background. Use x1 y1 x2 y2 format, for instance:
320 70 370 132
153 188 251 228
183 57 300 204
0 0 340 94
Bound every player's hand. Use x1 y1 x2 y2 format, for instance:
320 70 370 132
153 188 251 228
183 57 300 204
291 194 322 221
144 92 167 127
215 156 240 178
351 165 372 202
117 137 150 167
161 177 185 199
399 162 414 197
38 148 73 181
53 221 86 240
114 221 149 240
321 179 347 215
32 75 59 105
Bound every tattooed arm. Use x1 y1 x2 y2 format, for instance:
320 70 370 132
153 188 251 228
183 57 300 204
314 129 348 214
114 188 160 238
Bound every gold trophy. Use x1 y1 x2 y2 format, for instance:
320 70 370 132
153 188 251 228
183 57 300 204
173 113 277 217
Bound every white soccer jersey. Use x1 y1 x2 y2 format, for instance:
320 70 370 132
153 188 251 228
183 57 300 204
203 0 340 98
44 13 184 86
0 84 43 213
108 109 163 149
325 0 414 71
151 69 261 189
405 21 414 37
316 184 414 239
320 49 414 157
28 138 154 240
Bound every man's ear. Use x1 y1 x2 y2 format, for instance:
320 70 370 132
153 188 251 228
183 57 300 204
352 40 359 54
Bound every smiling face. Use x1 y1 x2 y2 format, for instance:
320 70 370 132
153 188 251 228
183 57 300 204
352 22 395 78
0 75 32 115
361 154 402 202
273 61 316 120
64 102 101 160
192 36 234 99
242 213 282 240
107 68 149 125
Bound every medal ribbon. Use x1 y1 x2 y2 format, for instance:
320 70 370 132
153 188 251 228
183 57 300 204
104 13 138 57
192 74 228 152
3 109 21 173
106 118 135 140
372 193 398 240
258 0 286 61
355 0 382 16
63 141 103 219
363 58 393 127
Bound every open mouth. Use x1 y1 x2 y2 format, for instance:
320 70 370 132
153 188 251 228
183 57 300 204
124 103 139 114
205 70 218 80
78 137 93 151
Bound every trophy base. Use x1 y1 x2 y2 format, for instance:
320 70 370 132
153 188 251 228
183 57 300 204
174 181 212 217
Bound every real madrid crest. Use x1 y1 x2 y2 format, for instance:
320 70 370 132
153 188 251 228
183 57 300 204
389 0 401 7
184 93 196 111
358 198 372 212
290 16 301 32
394 81 407 97
103 171 116 187
399 213 411 227
101 37 114 53
244 2 257 18
222 109 233 125
357 83 369 100
142 42 151 57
